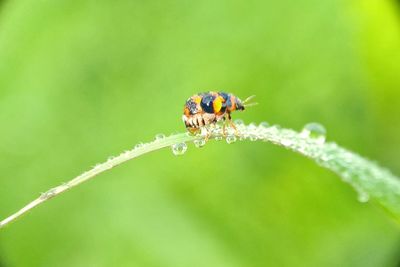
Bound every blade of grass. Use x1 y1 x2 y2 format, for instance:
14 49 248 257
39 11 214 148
1 122 400 229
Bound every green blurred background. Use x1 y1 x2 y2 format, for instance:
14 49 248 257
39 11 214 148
0 0 400 266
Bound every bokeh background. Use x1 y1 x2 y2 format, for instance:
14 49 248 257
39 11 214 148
0 0 400 266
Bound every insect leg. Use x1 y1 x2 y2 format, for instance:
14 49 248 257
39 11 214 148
222 114 229 137
230 123 239 136
226 113 239 136
222 123 226 137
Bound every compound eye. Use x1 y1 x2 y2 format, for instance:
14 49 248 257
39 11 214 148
200 95 216 113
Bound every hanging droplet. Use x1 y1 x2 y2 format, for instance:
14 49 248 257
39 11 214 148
357 191 370 203
341 171 352 182
226 135 237 144
352 184 370 203
155 133 166 140
193 139 206 148
249 135 258 141
301 122 326 144
171 143 187 156
215 135 223 141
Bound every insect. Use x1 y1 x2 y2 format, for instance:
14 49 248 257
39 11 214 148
182 91 257 135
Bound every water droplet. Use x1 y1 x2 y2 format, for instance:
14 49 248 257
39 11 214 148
226 127 235 136
350 184 370 203
301 122 326 144
281 139 292 146
40 188 57 200
200 127 208 137
211 126 220 135
341 172 352 182
155 133 166 140
193 139 206 148
215 136 223 141
226 135 237 144
259 122 269 128
249 135 258 141
357 191 370 203
171 143 187 156
134 143 144 149
270 124 281 131
234 119 244 126
248 122 257 130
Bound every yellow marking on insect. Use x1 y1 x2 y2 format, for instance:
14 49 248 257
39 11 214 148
213 96 223 113
193 96 202 104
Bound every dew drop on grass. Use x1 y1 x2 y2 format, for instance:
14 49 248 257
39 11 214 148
40 188 57 200
351 183 370 203
171 143 187 156
226 135 237 144
341 171 352 182
301 122 326 144
270 124 281 131
358 193 370 203
134 143 144 149
200 127 208 137
234 119 244 126
249 122 257 130
357 190 370 203
215 136 223 141
193 139 206 148
281 139 293 147
155 133 166 140
249 135 258 141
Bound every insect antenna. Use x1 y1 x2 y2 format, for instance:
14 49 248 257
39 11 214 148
243 102 258 108
242 95 258 108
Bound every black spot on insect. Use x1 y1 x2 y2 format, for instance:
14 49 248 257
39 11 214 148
200 94 215 113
